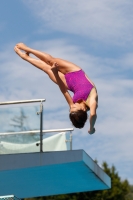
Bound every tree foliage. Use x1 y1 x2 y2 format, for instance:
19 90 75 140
25 161 132 200
125 185 133 200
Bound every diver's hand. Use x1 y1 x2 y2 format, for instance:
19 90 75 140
88 127 95 135
51 62 59 73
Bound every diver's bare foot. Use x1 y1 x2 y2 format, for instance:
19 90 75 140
16 43 30 52
14 46 29 60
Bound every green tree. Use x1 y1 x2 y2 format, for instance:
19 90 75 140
88 162 130 200
125 185 133 200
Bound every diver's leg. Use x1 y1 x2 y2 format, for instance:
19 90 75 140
14 46 68 87
15 43 81 74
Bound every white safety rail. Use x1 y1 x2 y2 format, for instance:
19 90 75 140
0 99 46 105
0 195 21 200
0 99 45 152
0 128 73 154
0 99 74 154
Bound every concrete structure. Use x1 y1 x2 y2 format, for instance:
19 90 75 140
0 150 111 198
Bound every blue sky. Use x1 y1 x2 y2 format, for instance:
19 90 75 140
0 0 133 184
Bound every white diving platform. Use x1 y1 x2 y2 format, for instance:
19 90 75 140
0 150 111 198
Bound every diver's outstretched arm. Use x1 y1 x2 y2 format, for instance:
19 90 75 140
88 101 97 134
51 63 74 107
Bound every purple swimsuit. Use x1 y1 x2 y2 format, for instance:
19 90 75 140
65 69 94 103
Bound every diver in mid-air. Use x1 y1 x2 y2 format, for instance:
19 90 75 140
14 43 98 134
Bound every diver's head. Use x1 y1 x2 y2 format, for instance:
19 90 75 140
69 109 87 128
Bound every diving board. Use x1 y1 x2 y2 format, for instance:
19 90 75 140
0 150 111 198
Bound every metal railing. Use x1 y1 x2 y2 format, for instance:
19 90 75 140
0 99 46 105
0 195 21 200
0 99 74 153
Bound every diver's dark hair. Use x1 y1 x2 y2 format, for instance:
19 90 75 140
69 110 87 129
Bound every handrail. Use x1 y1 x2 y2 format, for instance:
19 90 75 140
0 99 46 105
0 99 73 151
0 128 74 136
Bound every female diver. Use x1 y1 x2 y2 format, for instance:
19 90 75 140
14 43 98 134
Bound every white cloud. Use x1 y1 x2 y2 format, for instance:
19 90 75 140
22 0 133 45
